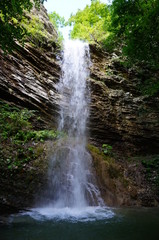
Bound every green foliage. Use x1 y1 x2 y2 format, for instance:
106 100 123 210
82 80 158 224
29 130 59 142
22 15 49 46
110 0 159 65
68 0 111 44
49 12 65 29
142 156 159 186
7 146 36 170
141 78 159 97
49 12 65 42
0 0 46 53
0 101 59 144
102 144 113 156
0 102 32 140
67 0 159 78
0 101 62 171
87 144 114 164
142 157 159 169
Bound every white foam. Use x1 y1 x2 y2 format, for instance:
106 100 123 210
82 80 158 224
16 207 115 222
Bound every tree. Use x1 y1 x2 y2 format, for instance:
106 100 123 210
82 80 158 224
49 12 65 29
68 0 111 44
49 11 65 42
0 0 46 53
110 0 159 65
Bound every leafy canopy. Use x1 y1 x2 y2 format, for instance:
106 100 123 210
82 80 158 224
108 0 159 96
68 0 159 67
0 0 46 53
49 12 65 42
110 0 159 65
49 12 65 29
68 0 111 44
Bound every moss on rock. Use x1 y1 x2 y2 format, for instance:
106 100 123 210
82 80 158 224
0 101 61 211
87 144 141 206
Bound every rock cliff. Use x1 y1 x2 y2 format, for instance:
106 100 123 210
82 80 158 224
0 4 159 209
1 6 159 155
0 4 60 127
1 42 159 155
0 4 61 214
89 45 159 155
88 45 159 206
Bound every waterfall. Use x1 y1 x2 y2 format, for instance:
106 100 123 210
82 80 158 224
12 39 114 221
44 39 103 208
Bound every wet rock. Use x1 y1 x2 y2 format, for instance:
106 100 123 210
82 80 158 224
89 45 159 154
88 144 159 207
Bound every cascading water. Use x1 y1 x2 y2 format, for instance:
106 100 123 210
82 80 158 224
45 39 104 208
28 40 114 221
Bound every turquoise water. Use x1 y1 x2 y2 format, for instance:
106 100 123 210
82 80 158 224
1 207 159 240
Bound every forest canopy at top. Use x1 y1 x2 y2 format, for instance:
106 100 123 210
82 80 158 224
0 0 159 69
68 0 159 66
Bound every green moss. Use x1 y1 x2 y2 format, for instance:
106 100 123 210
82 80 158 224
35 145 45 157
88 143 127 181
108 164 121 179
87 144 105 168
87 144 102 156
87 144 114 164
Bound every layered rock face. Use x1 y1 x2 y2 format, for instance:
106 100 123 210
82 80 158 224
1 6 159 154
89 45 159 154
88 45 159 206
0 4 61 127
0 4 159 210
